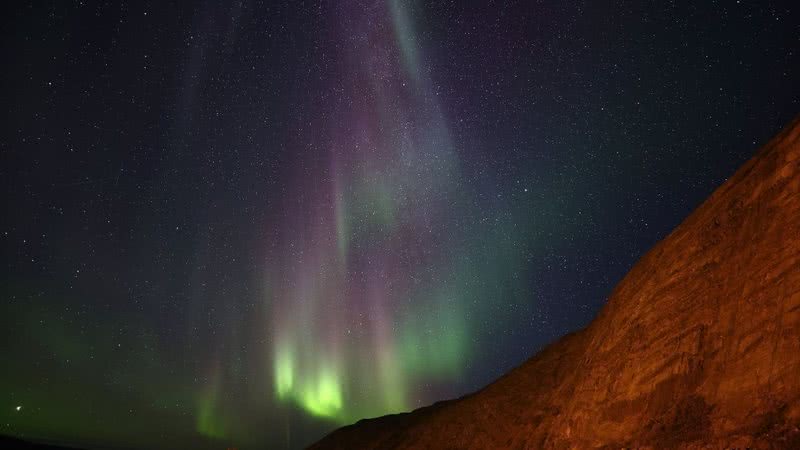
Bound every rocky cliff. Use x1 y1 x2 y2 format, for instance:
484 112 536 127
310 116 800 449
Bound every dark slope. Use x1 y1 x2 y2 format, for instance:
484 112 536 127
0 436 86 450
311 116 800 449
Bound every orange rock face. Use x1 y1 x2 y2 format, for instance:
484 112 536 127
310 116 800 450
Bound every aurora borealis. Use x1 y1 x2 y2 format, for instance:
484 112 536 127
2 1 799 449
268 0 511 423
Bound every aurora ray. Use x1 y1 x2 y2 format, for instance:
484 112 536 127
266 0 510 422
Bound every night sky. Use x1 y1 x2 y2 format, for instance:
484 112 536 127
1 1 798 449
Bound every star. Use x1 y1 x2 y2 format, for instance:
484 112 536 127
16 406 21 411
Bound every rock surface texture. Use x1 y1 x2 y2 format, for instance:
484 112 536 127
310 116 800 450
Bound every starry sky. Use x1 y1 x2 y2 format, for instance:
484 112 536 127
1 1 798 449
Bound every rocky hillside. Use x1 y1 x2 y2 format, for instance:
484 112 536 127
310 116 800 449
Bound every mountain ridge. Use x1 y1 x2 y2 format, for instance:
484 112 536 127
310 115 800 449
